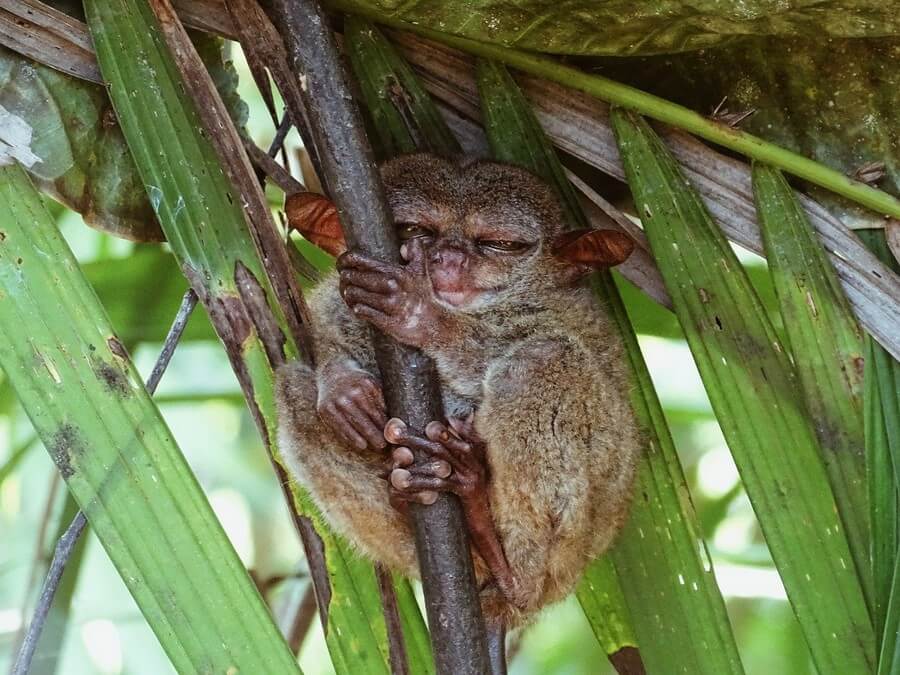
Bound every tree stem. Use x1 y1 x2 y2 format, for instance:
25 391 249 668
267 2 491 672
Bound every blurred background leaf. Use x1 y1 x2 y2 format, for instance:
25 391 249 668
0 33 246 241
586 37 900 228
329 1 900 55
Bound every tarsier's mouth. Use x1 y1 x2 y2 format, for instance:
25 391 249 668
433 288 478 307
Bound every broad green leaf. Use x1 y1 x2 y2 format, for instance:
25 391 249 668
0 35 246 241
612 108 874 673
345 18 458 158
477 59 743 675
752 164 870 607
83 2 401 673
859 229 900 673
0 162 300 673
330 1 899 56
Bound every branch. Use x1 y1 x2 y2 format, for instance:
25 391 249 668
10 288 198 675
375 566 410 675
266 1 491 673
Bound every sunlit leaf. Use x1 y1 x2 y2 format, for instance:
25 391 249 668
613 108 874 673
0 162 300 673
752 164 870 606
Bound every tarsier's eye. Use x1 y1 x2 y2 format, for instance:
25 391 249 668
477 239 532 253
397 223 434 240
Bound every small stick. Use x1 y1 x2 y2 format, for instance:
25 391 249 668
375 565 410 675
10 288 198 675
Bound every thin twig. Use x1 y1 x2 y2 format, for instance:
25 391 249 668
267 2 491 673
268 113 294 158
243 136 305 195
11 512 87 675
146 289 199 394
284 583 318 654
10 288 198 675
375 565 410 675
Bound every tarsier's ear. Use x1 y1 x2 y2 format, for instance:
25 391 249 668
551 228 635 272
285 192 347 257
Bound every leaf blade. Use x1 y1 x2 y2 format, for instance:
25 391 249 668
752 163 870 607
612 108 874 673
83 1 397 672
0 162 301 673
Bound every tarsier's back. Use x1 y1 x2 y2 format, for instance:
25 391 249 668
276 153 641 625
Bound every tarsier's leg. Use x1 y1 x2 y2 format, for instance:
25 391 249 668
275 361 418 575
384 417 522 608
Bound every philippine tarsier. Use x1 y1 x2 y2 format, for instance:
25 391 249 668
276 153 642 625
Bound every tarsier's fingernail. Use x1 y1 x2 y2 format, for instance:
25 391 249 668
400 243 409 261
384 418 407 443
420 491 438 505
424 420 444 439
390 468 411 489
392 446 414 466
433 460 452 478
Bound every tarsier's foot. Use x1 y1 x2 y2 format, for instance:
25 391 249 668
383 417 524 609
384 417 485 504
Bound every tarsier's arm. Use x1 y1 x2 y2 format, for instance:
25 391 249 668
305 283 389 451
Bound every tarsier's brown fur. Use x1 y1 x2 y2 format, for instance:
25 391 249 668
276 154 641 626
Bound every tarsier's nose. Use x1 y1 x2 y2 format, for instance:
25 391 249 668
430 245 468 269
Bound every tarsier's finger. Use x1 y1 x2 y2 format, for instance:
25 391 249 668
338 269 399 294
425 421 472 458
337 251 400 277
391 470 450 493
384 418 451 460
400 238 427 276
322 402 368 450
356 393 388 430
409 459 453 479
447 414 478 441
349 304 392 329
389 487 437 509
392 446 414 468
342 286 397 314
335 398 386 450
377 446 414 480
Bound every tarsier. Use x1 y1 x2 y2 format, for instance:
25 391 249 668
276 153 641 625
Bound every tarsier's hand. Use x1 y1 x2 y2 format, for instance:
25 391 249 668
337 240 445 348
317 367 387 451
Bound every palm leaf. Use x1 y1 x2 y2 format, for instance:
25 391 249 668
0 161 300 673
612 108 874 673
858 230 900 674
752 164 870 606
82 1 408 672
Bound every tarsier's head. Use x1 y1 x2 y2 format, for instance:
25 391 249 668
379 153 634 310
